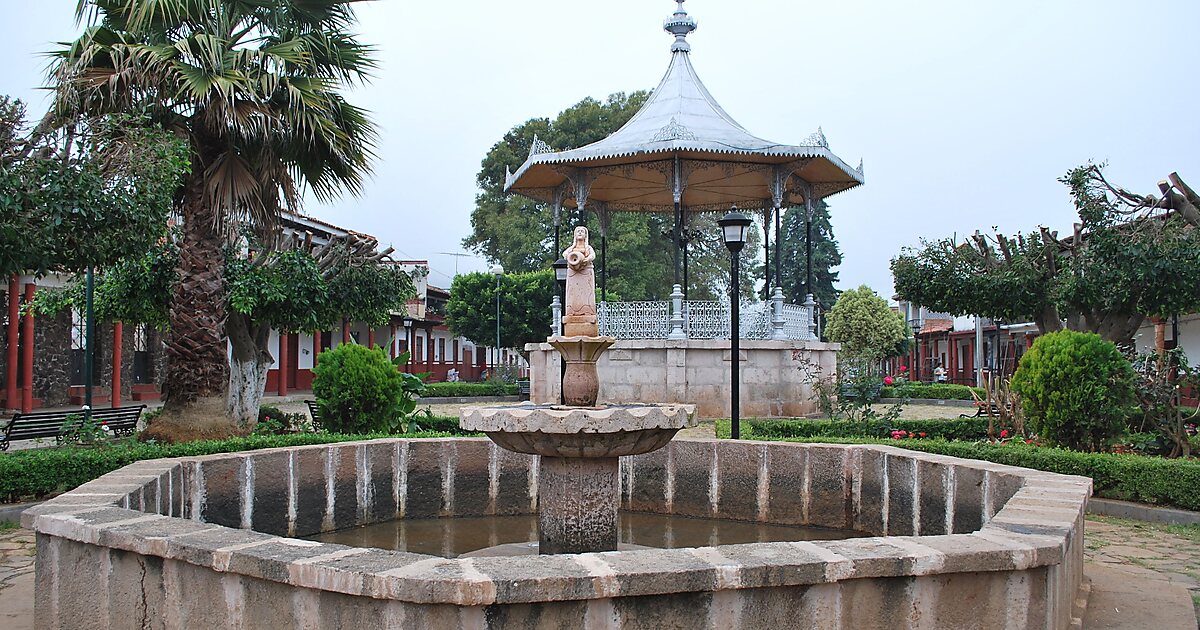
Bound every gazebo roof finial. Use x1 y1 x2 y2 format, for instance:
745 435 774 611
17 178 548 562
663 0 697 53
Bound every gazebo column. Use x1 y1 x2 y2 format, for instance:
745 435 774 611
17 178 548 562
668 158 686 339
597 205 610 303
763 207 771 297
769 167 789 340
802 189 819 339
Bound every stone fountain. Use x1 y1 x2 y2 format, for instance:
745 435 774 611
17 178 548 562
460 226 696 554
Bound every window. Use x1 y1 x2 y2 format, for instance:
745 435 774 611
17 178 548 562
438 339 446 364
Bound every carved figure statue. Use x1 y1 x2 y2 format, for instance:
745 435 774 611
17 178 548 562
561 226 598 337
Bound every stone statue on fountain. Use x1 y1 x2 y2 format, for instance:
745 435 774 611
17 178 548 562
551 226 614 406
562 226 598 337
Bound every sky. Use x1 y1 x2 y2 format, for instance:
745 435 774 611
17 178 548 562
2 0 1198 298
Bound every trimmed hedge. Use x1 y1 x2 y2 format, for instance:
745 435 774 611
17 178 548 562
420 382 518 398
0 420 477 503
745 417 998 442
716 421 1200 512
879 383 985 400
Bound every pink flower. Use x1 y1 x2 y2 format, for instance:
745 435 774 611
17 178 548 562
899 365 908 373
918 432 927 438
884 376 894 385
1000 429 1009 438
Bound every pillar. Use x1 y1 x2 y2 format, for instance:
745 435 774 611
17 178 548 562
6 275 18 409
389 324 397 359
312 332 321 366
341 319 350 344
277 332 288 397
367 327 375 349
427 330 435 374
112 322 123 408
21 282 34 413
537 456 618 554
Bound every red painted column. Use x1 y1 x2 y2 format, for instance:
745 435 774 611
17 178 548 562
427 329 435 375
21 282 35 413
112 322 123 408
367 327 375 349
5 275 18 409
389 324 397 359
312 332 321 366
342 319 350 344
277 333 288 396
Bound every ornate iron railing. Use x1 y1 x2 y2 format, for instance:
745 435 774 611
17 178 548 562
596 300 814 340
596 301 671 339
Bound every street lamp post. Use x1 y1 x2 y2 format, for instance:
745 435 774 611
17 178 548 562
490 264 504 371
553 257 569 405
718 209 752 440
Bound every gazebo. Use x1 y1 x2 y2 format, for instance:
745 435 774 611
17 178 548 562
513 1 863 417
505 0 864 342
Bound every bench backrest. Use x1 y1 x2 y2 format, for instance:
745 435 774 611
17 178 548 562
4 405 146 440
305 400 321 420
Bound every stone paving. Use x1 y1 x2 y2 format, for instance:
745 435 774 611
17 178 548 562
1084 515 1200 625
0 526 35 630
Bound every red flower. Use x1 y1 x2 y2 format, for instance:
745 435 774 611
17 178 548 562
899 365 908 373
1025 439 1035 445
918 432 927 437
883 376 895 385
1000 429 1009 438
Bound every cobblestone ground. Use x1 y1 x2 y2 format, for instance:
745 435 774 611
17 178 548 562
0 525 35 630
1085 515 1200 622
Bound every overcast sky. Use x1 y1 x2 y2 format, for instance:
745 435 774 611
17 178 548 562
3 0 1198 298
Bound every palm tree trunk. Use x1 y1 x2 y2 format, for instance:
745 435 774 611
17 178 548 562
145 168 238 441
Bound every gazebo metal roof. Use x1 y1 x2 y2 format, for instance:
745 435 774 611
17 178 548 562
504 1 864 214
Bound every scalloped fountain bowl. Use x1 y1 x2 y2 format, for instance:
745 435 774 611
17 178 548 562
459 402 694 458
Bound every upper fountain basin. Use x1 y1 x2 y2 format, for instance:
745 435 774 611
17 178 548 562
459 402 696 457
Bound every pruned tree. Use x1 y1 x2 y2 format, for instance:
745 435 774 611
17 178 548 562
892 164 1200 346
445 270 555 353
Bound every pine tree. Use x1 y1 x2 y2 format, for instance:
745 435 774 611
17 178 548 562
760 201 842 310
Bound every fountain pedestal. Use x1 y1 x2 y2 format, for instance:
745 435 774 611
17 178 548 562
460 403 695 554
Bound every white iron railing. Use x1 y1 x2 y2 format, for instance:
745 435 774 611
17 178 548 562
595 299 815 340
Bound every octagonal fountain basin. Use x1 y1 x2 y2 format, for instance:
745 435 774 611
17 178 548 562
26 438 1091 629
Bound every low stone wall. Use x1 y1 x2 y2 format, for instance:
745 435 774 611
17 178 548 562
26 438 1090 629
525 339 839 418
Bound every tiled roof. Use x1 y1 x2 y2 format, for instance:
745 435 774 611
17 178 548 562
919 319 954 335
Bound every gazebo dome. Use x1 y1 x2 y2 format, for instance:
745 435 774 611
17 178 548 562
504 0 863 213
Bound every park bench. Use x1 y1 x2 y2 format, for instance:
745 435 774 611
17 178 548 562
304 400 323 432
517 380 531 400
960 389 1008 418
0 405 146 451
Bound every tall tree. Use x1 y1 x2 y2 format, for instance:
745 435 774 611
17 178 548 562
760 201 842 309
445 270 555 351
891 164 1200 345
466 92 755 301
49 0 378 439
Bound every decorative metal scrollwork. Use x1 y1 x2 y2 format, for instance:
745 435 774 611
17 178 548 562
652 117 698 142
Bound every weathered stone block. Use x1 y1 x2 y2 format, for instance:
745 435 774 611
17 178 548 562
250 450 290 536
885 454 916 536
405 440 448 518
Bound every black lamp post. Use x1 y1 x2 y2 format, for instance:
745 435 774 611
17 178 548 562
553 257 569 404
490 263 504 371
718 208 752 440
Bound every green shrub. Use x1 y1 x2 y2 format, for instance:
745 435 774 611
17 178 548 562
744 417 997 441
312 344 416 434
421 382 517 398
879 383 985 401
1011 330 1136 452
715 424 1200 511
0 426 471 502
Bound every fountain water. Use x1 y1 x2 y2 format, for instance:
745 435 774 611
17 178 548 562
460 226 696 554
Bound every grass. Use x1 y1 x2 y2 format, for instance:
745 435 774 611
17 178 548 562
1088 514 1200 545
0 520 18 531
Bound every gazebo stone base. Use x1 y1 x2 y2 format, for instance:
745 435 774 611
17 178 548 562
525 338 839 418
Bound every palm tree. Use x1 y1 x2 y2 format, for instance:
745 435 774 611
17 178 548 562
49 0 377 440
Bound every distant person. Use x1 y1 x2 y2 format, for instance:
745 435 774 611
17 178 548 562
934 363 947 383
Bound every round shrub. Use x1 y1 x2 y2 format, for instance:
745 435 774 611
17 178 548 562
311 344 406 434
1010 330 1135 452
